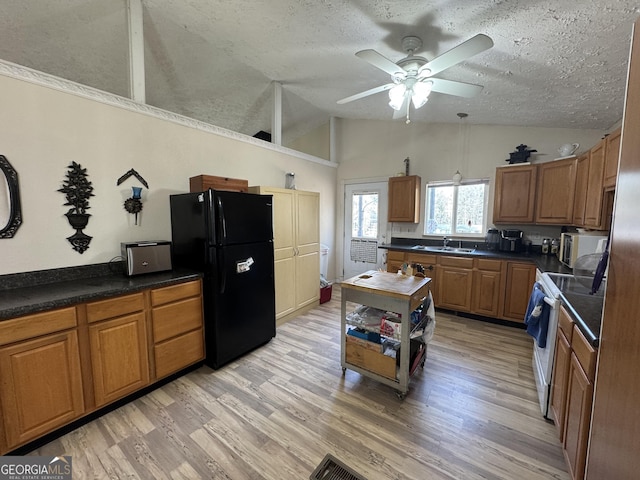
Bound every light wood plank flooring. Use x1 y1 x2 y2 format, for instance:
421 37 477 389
31 286 568 479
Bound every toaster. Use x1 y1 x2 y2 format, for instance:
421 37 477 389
121 241 172 276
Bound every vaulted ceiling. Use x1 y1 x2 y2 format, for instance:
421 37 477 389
0 1 637 145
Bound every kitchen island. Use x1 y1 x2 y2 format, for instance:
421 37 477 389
341 270 431 398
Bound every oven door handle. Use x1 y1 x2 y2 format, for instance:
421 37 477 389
543 296 556 307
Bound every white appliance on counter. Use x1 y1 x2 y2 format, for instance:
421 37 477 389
531 269 562 419
559 232 607 268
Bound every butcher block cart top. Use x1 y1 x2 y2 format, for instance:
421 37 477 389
340 270 432 398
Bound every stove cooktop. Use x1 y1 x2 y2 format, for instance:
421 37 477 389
545 272 605 298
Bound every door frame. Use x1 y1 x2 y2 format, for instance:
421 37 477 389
339 177 390 280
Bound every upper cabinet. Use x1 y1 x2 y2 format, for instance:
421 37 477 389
494 130 618 229
493 164 537 224
603 127 621 189
535 158 577 224
572 153 590 226
584 139 606 228
388 175 421 223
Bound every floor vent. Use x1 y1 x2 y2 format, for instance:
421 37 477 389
310 454 367 480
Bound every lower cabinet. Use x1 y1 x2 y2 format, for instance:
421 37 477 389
0 279 204 454
385 251 530 322
0 308 84 450
549 306 597 480
502 262 536 322
406 253 437 300
386 250 406 274
563 324 597 480
151 281 205 379
472 259 505 318
550 306 574 439
437 256 474 311
86 293 150 407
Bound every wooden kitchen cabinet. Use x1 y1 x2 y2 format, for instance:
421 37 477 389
583 139 606 228
471 259 504 318
502 262 536 322
86 293 150 407
249 186 319 323
572 153 590 225
550 306 574 439
0 279 204 455
406 252 437 301
388 175 421 223
535 158 576 224
0 307 84 450
436 256 473 312
603 127 621 188
563 325 597 480
493 164 537 223
386 250 406 273
151 280 204 379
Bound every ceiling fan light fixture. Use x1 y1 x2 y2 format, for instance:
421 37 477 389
388 84 407 110
411 80 433 108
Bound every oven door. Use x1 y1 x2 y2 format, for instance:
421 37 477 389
531 270 561 419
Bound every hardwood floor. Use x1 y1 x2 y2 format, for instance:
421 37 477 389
31 286 568 479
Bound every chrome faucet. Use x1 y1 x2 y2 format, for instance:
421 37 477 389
443 236 450 248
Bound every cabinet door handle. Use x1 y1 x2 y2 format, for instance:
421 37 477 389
426 265 434 271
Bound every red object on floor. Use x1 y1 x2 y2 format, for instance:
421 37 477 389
320 285 332 304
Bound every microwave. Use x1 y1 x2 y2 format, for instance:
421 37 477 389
559 233 607 268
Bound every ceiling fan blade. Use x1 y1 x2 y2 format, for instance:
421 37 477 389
420 34 493 77
356 49 405 76
429 78 484 98
337 83 395 104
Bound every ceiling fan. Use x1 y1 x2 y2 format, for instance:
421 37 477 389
337 34 494 123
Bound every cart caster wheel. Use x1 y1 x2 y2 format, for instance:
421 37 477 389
396 391 406 400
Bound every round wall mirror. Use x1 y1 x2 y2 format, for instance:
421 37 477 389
0 155 22 238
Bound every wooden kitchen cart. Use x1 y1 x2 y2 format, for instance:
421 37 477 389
340 270 431 398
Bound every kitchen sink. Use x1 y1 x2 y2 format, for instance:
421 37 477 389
412 245 475 253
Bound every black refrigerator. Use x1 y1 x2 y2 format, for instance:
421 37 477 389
169 190 276 369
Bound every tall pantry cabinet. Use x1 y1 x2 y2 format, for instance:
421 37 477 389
249 186 320 324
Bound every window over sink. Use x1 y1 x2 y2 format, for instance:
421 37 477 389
424 178 489 236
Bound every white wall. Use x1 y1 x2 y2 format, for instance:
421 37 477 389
0 71 337 277
333 118 609 278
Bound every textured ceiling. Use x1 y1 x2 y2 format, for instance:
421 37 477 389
0 1 638 145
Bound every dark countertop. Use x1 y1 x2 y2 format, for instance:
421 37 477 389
379 241 573 273
560 292 603 347
380 239 600 345
0 264 202 321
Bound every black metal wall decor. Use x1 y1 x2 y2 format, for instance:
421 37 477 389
117 169 148 225
58 162 94 253
506 144 537 164
0 155 22 238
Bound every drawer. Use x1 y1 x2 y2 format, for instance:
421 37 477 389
572 325 597 381
558 306 574 341
0 307 77 346
406 253 437 266
345 335 396 380
387 251 405 262
86 293 144 323
475 258 502 271
151 280 201 307
154 329 204 378
438 255 474 269
152 297 203 342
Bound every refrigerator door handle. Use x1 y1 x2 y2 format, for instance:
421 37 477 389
217 195 227 243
